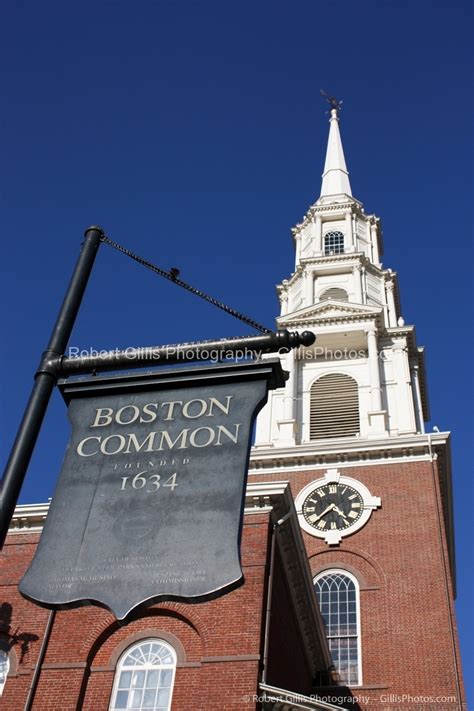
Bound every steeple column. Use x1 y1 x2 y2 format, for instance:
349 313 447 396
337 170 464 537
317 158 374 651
385 280 397 327
352 212 358 251
295 232 302 265
276 350 297 445
284 350 296 419
371 221 380 265
392 340 417 434
366 327 388 436
410 362 425 434
303 268 314 305
353 264 363 303
278 281 289 316
344 212 353 251
361 266 367 304
367 329 382 411
315 215 322 253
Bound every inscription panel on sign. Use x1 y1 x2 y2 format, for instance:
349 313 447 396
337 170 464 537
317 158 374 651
20 362 283 619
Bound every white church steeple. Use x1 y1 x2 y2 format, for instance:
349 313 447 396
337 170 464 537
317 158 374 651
319 108 352 201
253 103 430 450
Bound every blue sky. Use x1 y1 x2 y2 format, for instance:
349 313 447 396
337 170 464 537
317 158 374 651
1 0 472 701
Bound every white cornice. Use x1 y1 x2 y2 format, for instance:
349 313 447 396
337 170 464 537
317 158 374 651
291 200 367 238
8 502 50 533
292 202 357 230
277 255 393 294
299 252 363 267
250 432 451 472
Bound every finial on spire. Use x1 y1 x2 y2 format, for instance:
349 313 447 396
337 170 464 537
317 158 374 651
320 89 343 114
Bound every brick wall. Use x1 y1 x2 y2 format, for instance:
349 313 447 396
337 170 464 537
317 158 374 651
1 459 467 710
0 511 312 710
251 460 466 709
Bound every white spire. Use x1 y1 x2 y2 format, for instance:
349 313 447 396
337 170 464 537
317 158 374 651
320 108 352 199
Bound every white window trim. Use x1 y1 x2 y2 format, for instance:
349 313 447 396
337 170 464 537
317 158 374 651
109 638 177 711
313 568 363 686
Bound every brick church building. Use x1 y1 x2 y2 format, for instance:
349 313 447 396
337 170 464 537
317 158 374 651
1 107 466 710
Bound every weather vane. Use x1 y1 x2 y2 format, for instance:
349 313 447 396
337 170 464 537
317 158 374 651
320 89 343 113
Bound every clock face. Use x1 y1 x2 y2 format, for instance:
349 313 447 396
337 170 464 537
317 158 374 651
295 470 381 545
302 483 364 533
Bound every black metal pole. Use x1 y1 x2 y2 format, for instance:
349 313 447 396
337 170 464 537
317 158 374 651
0 226 103 548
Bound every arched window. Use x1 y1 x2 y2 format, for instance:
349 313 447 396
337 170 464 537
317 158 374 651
310 373 359 439
324 231 344 255
109 639 177 711
319 287 348 302
314 571 361 685
0 649 9 696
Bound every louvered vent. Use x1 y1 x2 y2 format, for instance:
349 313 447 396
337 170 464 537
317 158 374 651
310 373 359 439
320 288 348 302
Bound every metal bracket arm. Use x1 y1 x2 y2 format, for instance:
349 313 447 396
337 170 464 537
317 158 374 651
59 330 316 376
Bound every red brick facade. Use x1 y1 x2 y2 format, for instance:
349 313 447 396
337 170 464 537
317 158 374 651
1 508 323 710
251 458 466 709
0 458 467 710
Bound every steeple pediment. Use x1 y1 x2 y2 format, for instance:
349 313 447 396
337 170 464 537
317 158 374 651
277 300 382 327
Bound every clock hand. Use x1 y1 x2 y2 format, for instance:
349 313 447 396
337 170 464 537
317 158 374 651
313 503 335 522
333 505 348 520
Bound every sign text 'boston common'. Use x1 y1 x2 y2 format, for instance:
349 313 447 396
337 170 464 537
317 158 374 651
20 359 286 619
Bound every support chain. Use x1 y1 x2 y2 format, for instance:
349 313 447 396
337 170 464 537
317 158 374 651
100 235 272 334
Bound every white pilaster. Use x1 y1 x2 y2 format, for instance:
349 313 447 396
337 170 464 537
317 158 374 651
367 329 382 410
371 221 380 265
411 363 425 434
386 280 397 327
315 215 322 253
361 266 367 304
345 212 353 250
393 341 417 435
277 350 297 445
303 268 314 306
295 232 302 265
278 280 289 316
353 264 363 303
366 328 388 436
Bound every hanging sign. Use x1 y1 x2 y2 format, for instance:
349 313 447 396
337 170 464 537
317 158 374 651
20 359 285 619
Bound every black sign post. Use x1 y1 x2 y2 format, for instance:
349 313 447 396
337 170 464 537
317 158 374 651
0 226 104 548
19 360 286 619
